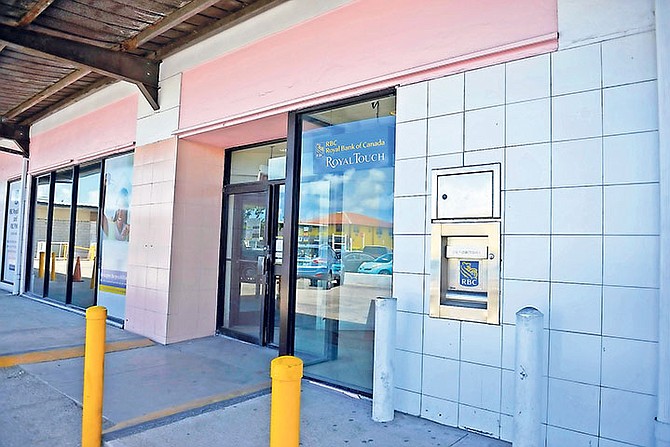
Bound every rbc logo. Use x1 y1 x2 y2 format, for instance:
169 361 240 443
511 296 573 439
460 261 479 287
315 143 324 158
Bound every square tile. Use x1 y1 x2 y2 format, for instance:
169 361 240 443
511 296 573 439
421 395 458 427
549 331 601 385
604 183 660 235
422 355 459 401
463 147 503 168
394 196 427 235
546 426 599 447
500 414 514 443
465 64 505 110
459 362 501 412
394 349 422 392
506 143 550 190
394 388 421 415
393 235 425 274
600 388 656 446
423 316 460 360
604 131 659 184
395 311 423 353
550 282 602 335
502 279 550 327
394 158 426 197
552 90 603 141
552 44 601 95
396 120 427 160
427 113 463 156
504 189 551 235
503 236 550 281
552 186 603 234
602 286 658 342
506 98 551 146
547 378 600 435
458 404 501 438
602 337 657 394
602 31 657 87
603 236 659 287
393 273 425 314
460 322 502 367
551 236 602 284
604 81 658 135
429 73 464 117
552 137 602 187
506 54 550 103
427 153 463 177
397 82 428 123
501 324 515 371
465 106 505 151
500 369 514 416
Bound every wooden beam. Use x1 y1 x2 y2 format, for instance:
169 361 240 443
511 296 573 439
0 122 30 157
4 69 91 119
0 24 160 109
122 0 224 51
155 0 287 59
17 0 57 27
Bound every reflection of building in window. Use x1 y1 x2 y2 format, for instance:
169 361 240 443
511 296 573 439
299 211 392 252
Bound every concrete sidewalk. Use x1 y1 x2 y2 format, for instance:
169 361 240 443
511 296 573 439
0 292 510 447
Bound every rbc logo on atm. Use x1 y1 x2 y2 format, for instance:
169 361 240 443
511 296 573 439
459 261 479 287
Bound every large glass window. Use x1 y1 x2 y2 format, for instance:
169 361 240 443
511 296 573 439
28 175 51 296
294 95 396 393
48 169 74 303
2 180 21 284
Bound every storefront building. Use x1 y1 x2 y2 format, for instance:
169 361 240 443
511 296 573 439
1 1 668 446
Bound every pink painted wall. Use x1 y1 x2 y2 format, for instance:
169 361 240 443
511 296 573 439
30 95 138 173
0 152 23 181
180 0 557 130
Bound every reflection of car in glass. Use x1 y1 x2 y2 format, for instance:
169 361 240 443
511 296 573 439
297 244 338 287
362 245 391 258
239 247 265 282
357 253 393 275
340 251 376 272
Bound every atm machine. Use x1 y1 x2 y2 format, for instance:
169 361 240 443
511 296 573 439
429 164 501 324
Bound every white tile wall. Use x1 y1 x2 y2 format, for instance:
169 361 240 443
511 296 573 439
396 311 423 353
422 355 459 401
458 404 501 438
552 90 603 141
546 426 600 447
393 273 425 313
549 331 601 385
500 369 514 416
602 286 658 342
552 137 602 187
604 184 660 235
427 114 463 156
395 388 421 416
506 143 551 190
464 106 505 151
394 196 427 235
506 54 550 103
601 32 657 87
552 43 601 95
463 147 504 168
604 131 659 184
421 395 459 426
465 64 505 110
551 236 603 284
550 282 602 335
428 73 464 117
548 378 600 435
603 236 659 287
552 186 602 234
423 316 460 359
459 362 501 412
503 236 550 281
600 388 656 446
603 81 658 135
504 189 551 234
392 235 425 274
395 349 422 392
396 120 427 160
396 82 428 123
460 322 502 367
601 337 657 394
506 98 551 146
394 158 426 197
502 279 550 327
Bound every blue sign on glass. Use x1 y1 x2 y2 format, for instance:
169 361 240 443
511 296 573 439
459 260 479 287
303 115 395 174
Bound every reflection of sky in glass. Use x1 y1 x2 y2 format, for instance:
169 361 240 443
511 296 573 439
77 171 100 207
54 182 72 205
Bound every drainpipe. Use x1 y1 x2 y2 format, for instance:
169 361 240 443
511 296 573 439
12 158 28 296
655 1 670 446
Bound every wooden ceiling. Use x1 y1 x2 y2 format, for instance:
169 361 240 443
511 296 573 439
0 0 285 156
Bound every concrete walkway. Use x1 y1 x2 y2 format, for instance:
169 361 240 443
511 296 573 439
0 292 511 447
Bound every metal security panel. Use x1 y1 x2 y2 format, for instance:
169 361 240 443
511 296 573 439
432 164 500 221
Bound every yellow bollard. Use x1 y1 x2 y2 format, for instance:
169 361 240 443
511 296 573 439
50 252 56 281
81 306 107 447
270 356 303 447
38 251 45 278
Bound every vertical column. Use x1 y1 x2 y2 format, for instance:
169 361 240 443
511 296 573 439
373 296 397 422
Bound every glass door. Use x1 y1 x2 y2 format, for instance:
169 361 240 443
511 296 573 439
222 186 270 343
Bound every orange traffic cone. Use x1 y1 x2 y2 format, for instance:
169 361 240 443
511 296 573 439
73 256 83 282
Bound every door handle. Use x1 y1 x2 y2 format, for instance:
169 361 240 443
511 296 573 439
257 255 266 276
